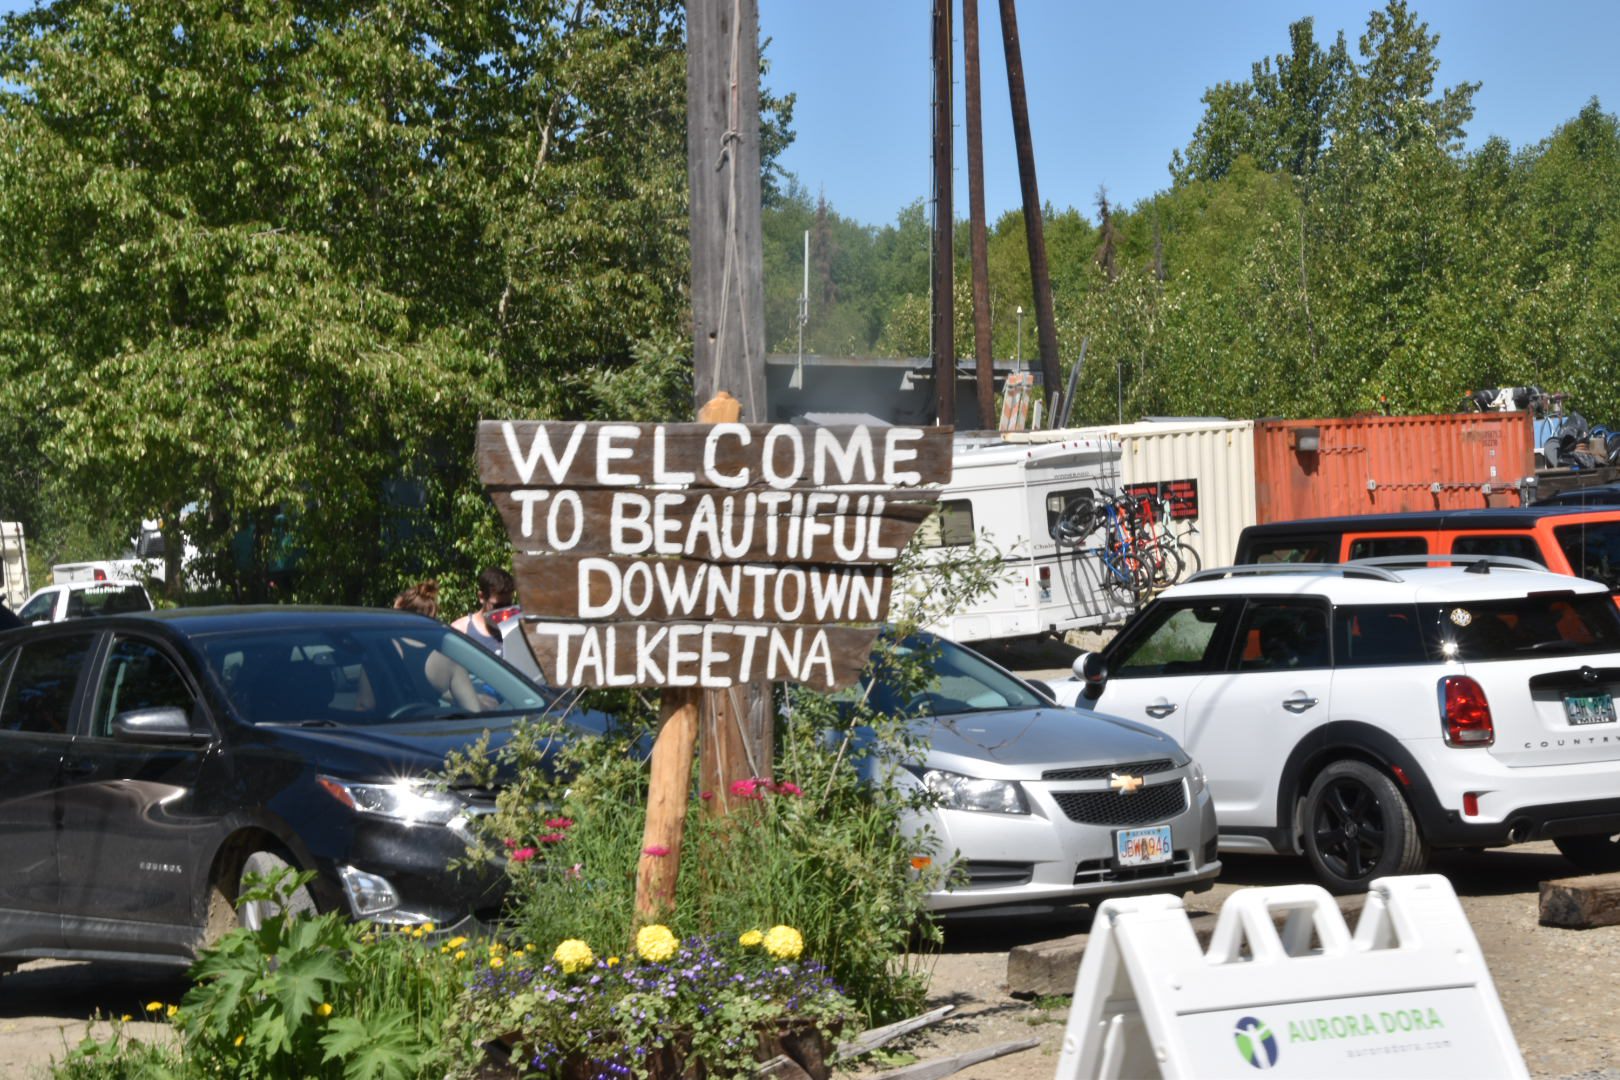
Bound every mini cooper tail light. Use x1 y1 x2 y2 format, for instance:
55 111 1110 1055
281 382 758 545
1441 675 1494 747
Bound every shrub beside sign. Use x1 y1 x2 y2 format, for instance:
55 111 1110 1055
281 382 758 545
478 420 952 690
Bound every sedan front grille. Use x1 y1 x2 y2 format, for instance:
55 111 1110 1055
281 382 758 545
955 860 1034 888
1051 780 1187 826
1041 759 1176 782
1074 851 1193 886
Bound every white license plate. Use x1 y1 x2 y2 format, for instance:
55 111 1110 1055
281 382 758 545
1565 692 1617 726
1115 825 1173 867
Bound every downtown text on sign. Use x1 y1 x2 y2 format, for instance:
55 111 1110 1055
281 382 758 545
478 420 951 690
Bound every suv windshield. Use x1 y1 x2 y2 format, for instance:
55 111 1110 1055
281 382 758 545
1422 592 1620 661
1555 521 1620 592
197 624 551 726
67 584 150 618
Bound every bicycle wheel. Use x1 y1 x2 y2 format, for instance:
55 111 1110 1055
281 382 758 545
1102 551 1152 605
1174 541 1202 581
1136 530 1183 588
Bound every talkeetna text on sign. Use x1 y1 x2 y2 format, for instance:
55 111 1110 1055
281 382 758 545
477 419 951 691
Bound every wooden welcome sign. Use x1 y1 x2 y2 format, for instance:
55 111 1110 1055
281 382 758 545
478 419 952 690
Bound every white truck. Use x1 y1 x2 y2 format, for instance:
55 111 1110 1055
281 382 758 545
1 521 28 612
921 435 1134 643
51 519 169 586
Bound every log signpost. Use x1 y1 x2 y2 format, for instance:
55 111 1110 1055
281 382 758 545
478 408 950 915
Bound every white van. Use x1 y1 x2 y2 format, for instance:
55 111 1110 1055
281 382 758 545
921 436 1132 643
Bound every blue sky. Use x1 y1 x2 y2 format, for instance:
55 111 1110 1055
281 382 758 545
760 0 1620 226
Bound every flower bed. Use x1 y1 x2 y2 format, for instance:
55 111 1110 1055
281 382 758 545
462 924 853 1079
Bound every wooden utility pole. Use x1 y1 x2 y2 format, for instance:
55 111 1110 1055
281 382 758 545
684 0 771 840
997 0 1061 410
688 0 768 423
962 0 995 431
930 0 955 427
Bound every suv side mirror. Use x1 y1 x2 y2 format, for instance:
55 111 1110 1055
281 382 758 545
111 706 208 744
1073 651 1108 686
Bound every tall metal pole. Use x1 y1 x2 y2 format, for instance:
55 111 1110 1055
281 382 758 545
930 0 955 427
997 0 1061 407
962 0 994 431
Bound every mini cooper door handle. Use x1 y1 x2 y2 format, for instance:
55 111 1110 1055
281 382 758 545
1282 695 1319 713
1145 703 1178 719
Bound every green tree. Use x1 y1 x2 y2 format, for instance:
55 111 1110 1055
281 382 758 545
0 0 789 603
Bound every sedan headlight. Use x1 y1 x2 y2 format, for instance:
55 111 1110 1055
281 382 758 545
917 768 1029 815
317 777 464 826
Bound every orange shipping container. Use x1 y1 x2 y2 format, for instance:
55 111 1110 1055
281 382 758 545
1254 413 1536 522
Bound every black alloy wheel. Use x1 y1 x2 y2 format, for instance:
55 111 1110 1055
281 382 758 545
1301 760 1427 894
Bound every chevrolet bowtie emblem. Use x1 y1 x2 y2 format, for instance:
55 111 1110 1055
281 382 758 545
1110 772 1144 795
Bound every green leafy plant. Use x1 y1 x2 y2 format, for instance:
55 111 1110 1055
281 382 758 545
53 870 471 1080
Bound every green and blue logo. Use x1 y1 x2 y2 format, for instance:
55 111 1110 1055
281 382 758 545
1233 1016 1279 1069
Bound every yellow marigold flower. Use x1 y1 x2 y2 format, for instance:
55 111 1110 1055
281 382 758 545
635 924 679 964
316 1003 334 1018
144 1001 163 1013
490 956 505 969
455 950 467 961
607 956 620 967
553 938 595 975
489 942 504 954
120 1015 132 1023
447 936 468 950
421 922 435 934
234 1035 245 1047
738 929 764 949
525 943 536 952
762 925 804 961
166 1005 178 1018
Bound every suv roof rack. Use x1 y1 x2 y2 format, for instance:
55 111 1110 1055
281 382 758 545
1183 562 1404 584
1349 554 1547 573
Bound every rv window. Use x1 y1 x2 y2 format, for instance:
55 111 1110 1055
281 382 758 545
1450 534 1545 566
1044 489 1096 537
1347 536 1429 561
919 500 976 548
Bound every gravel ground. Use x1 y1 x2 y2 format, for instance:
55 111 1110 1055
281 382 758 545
4 846 1611 1078
850 843 1620 1080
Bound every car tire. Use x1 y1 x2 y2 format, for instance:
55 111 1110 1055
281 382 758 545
1554 833 1620 874
1301 760 1427 894
236 850 319 931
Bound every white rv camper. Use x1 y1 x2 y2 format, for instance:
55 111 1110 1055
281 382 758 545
1 521 28 612
922 436 1131 643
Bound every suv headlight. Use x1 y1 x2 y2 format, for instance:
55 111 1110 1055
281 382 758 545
317 777 464 826
1189 761 1207 795
916 768 1029 815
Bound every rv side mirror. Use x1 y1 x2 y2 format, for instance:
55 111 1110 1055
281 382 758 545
1073 651 1108 686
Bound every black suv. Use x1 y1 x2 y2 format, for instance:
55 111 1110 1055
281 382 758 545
0 606 570 973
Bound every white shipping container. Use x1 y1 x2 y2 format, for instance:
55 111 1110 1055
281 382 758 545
1008 419 1258 567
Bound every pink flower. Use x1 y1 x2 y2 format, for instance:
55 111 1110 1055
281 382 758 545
699 791 714 801
642 845 671 857
503 838 518 850
545 817 575 830
729 779 765 800
510 847 538 863
776 782 804 797
539 832 567 844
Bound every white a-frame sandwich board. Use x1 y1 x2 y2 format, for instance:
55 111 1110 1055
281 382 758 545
1054 874 1527 1079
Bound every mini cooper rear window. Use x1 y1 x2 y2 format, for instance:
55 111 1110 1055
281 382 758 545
1333 604 1429 666
1422 593 1620 660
